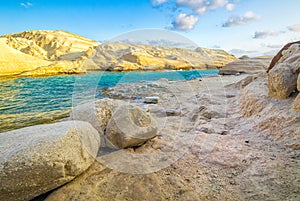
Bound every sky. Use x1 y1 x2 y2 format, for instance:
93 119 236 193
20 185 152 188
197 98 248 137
0 0 300 57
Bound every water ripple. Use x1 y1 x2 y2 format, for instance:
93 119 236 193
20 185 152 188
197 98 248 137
0 70 218 133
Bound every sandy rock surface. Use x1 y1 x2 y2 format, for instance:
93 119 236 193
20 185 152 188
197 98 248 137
43 74 299 201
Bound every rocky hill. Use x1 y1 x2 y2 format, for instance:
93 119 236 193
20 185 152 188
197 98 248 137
0 30 99 77
0 30 237 77
0 38 85 77
2 30 99 61
83 42 237 71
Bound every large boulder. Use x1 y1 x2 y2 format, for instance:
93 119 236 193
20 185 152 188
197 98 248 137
71 98 158 148
268 43 300 99
268 64 298 99
106 104 158 148
0 121 100 201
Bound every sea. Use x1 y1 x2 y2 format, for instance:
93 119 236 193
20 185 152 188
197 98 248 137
0 70 218 133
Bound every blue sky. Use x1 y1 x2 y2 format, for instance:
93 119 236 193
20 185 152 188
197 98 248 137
0 0 300 56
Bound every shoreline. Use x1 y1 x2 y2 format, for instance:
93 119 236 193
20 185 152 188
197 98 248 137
0 68 221 80
0 72 239 134
1 71 299 200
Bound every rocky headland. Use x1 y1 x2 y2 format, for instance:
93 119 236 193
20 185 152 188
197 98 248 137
0 30 237 77
219 56 272 75
0 42 299 200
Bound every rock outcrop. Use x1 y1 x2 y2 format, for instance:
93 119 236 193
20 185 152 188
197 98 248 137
268 43 300 99
0 121 100 201
267 41 300 73
71 98 157 148
83 42 237 71
219 57 272 75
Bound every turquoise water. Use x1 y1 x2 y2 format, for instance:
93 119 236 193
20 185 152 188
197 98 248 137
0 70 218 133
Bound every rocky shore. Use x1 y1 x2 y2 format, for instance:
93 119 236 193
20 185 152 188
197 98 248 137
0 43 300 201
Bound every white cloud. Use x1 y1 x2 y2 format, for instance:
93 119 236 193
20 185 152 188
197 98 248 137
253 30 282 39
287 24 300 32
20 2 33 8
195 6 207 15
244 11 259 19
151 0 243 30
176 0 203 8
151 0 168 7
223 11 261 27
225 3 235 11
172 13 199 30
207 0 228 10
176 0 228 14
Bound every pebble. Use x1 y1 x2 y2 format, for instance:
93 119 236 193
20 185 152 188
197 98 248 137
144 96 159 104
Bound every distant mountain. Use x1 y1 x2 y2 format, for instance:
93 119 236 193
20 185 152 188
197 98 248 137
82 43 237 71
0 30 237 77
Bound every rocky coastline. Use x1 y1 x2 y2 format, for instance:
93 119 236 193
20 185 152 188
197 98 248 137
1 41 300 200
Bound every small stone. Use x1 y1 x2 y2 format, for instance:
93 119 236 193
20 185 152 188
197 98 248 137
229 180 236 185
144 96 159 104
166 109 181 116
221 130 228 135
